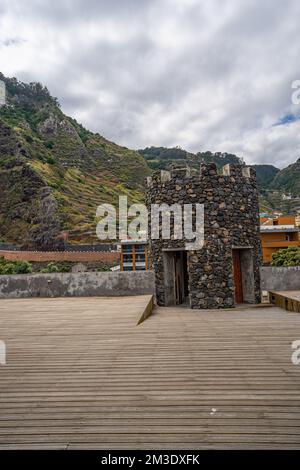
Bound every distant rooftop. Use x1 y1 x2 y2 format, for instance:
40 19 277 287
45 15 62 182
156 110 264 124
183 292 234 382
260 225 299 233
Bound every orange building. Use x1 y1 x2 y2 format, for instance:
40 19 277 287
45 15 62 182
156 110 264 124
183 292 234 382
260 216 296 226
260 216 300 263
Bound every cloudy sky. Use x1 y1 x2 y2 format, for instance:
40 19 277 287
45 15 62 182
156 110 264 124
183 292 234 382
0 0 300 168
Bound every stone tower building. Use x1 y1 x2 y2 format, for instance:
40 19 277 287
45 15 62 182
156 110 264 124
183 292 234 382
146 163 262 309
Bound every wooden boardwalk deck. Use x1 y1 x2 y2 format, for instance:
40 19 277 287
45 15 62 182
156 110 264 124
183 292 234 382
270 290 300 313
0 297 300 449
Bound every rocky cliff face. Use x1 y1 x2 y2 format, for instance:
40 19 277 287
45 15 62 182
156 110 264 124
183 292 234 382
0 73 150 247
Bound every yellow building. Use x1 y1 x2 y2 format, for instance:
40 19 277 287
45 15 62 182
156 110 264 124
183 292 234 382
260 216 300 263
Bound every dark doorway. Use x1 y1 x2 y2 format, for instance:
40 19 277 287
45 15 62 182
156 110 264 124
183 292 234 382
182 251 189 298
232 248 255 304
232 249 243 303
163 250 189 306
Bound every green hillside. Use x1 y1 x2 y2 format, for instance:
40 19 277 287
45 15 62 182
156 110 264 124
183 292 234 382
0 72 150 247
270 159 300 194
0 72 299 249
138 146 300 214
139 146 281 188
251 164 280 189
139 146 242 172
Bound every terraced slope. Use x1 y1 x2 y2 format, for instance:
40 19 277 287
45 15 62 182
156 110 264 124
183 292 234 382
0 73 150 247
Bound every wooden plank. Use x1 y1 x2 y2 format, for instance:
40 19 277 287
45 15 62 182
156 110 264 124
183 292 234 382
269 290 300 312
0 297 300 448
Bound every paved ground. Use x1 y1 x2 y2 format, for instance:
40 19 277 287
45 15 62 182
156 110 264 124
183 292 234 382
0 297 300 449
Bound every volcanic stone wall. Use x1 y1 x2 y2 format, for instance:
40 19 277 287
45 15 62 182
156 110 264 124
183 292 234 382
146 163 262 309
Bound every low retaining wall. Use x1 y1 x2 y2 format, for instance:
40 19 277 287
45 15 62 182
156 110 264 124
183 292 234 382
1 267 298 301
260 266 300 291
0 271 155 299
0 250 120 263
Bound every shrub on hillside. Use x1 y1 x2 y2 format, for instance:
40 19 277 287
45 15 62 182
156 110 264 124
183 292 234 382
0 258 32 274
40 262 71 273
271 246 300 266
41 262 60 273
0 262 16 274
97 264 111 272
13 260 33 274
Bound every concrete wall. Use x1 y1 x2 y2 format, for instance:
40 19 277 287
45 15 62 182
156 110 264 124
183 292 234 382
260 266 300 291
1 267 298 301
0 271 155 299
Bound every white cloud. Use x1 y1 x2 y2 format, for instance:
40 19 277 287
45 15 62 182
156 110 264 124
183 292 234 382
0 0 300 168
